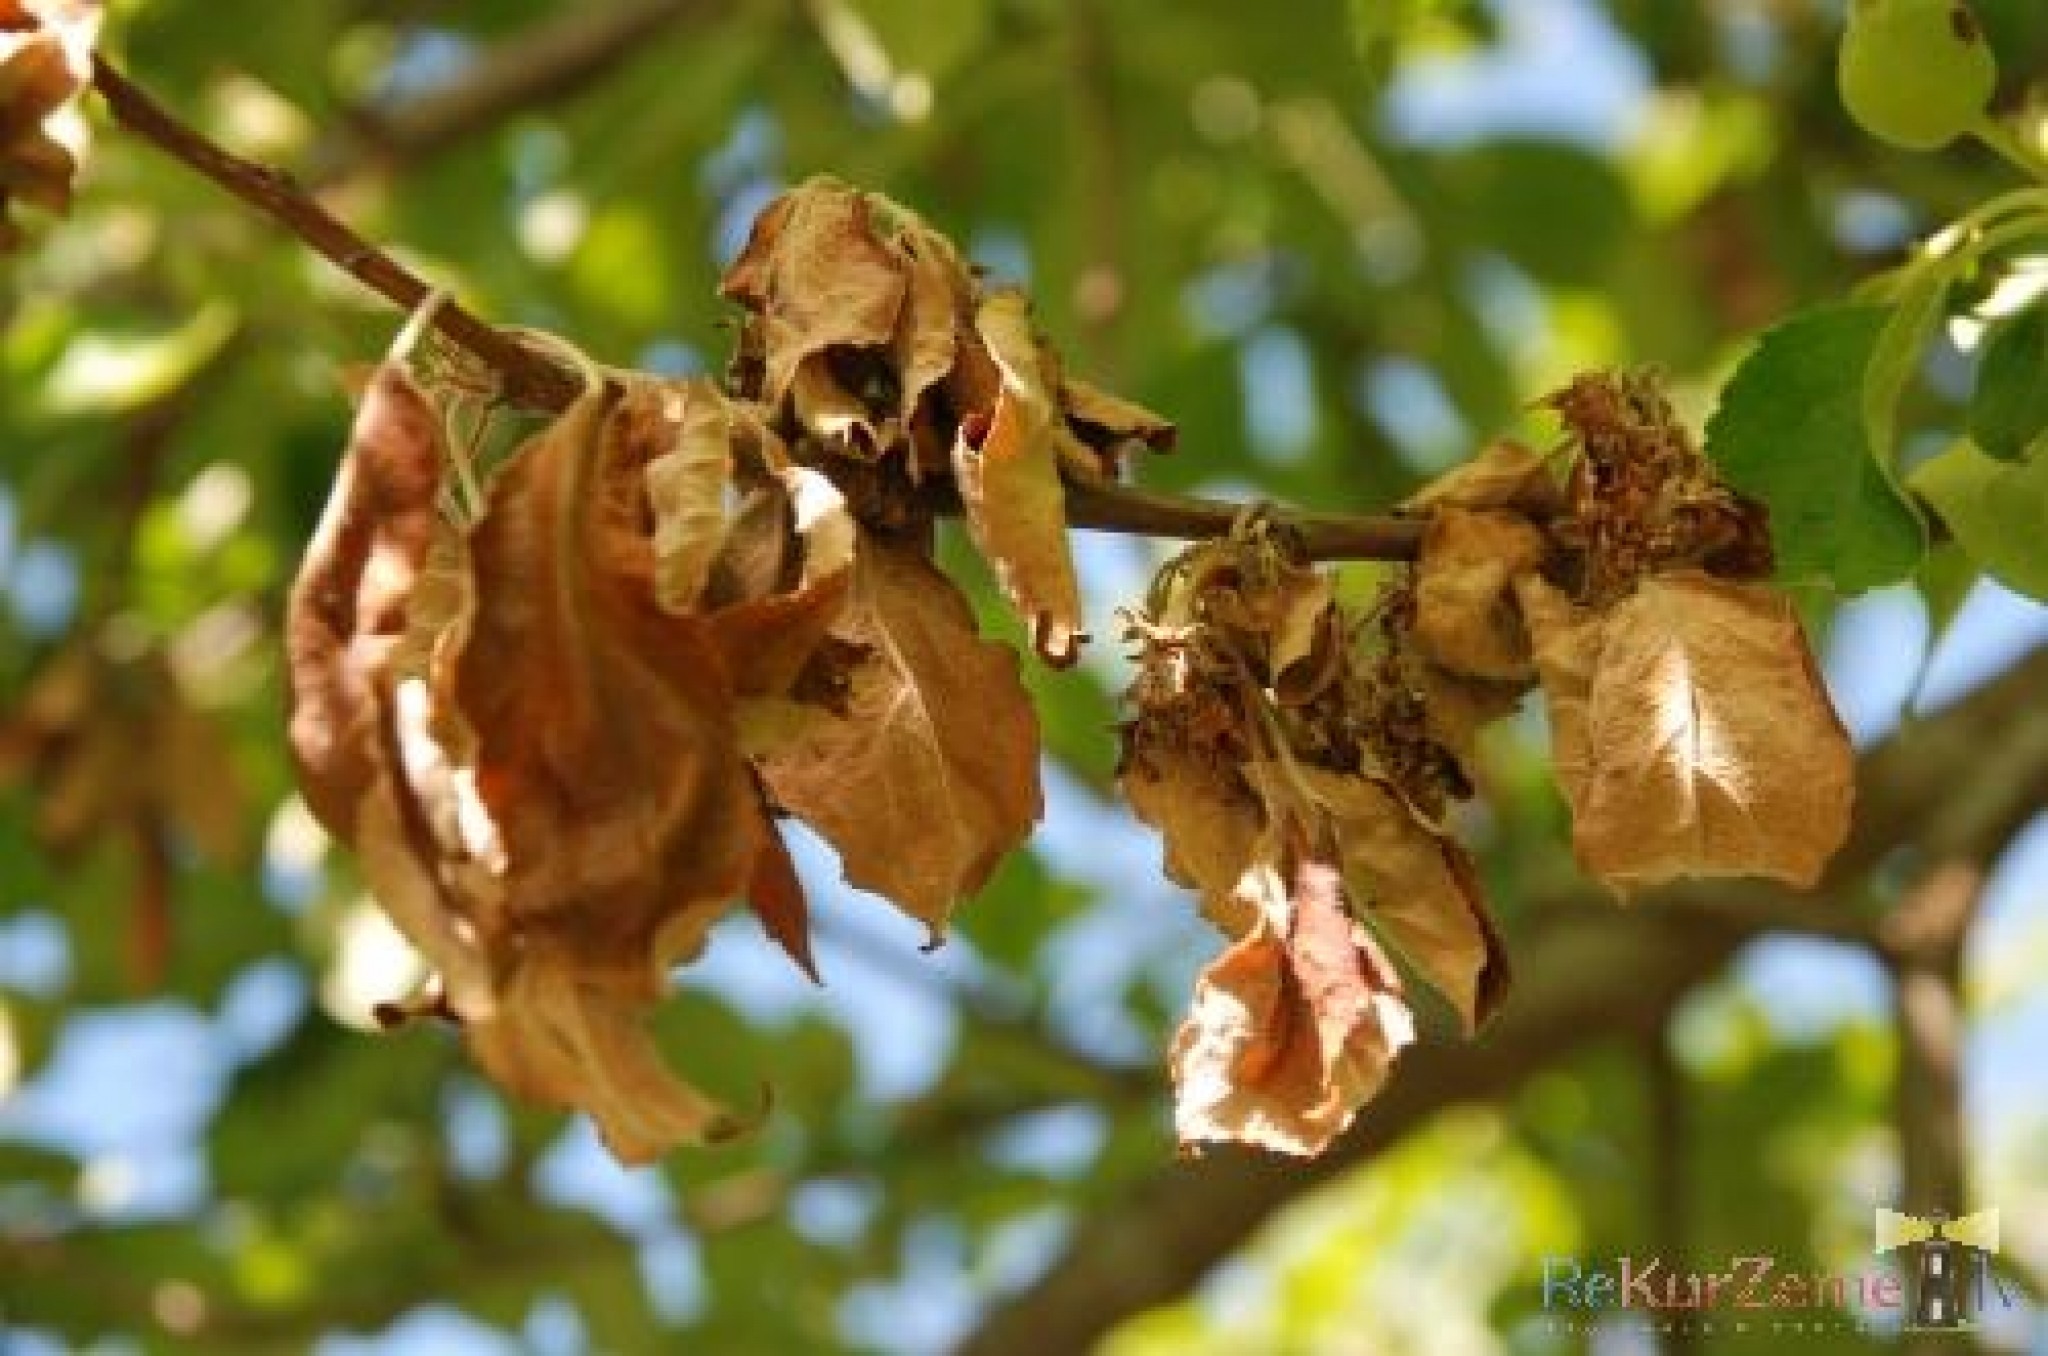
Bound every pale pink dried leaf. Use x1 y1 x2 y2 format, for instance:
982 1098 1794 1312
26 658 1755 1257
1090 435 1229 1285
751 532 1042 937
1171 854 1413 1156
950 289 1085 665
1414 507 1548 681
1296 766 1509 1031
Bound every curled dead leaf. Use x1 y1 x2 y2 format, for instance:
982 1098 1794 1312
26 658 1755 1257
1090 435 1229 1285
288 360 851 1164
1518 570 1853 891
951 290 1087 665
719 177 907 405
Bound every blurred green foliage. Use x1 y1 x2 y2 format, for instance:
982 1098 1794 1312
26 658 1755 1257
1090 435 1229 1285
3 1 2047 1353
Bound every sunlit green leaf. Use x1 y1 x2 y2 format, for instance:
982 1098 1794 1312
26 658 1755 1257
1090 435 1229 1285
1705 303 1926 591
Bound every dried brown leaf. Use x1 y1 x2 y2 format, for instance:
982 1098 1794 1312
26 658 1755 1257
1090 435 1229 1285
1413 507 1548 682
636 378 733 614
1119 743 1263 936
1061 377 1177 458
1520 570 1854 891
891 221 973 432
1403 439 1563 518
719 177 907 404
285 362 447 836
751 532 1042 938
0 0 100 250
1296 767 1509 1031
452 381 762 968
949 289 1085 665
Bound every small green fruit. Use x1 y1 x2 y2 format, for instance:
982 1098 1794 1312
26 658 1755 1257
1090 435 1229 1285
1838 0 1997 151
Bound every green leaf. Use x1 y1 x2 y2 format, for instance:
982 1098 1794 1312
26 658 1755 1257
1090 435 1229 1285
1908 439 2048 601
1862 264 1949 466
1969 304 2048 462
1705 302 1926 592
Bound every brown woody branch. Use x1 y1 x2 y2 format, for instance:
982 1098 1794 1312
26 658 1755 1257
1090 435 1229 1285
327 0 711 174
956 646 2048 1356
84 59 1423 562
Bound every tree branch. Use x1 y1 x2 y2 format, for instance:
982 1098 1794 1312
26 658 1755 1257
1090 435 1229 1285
330 0 711 172
84 58 1423 562
955 646 2048 1356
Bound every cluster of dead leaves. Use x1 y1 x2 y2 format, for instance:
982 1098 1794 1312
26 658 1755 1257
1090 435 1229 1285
0 0 99 251
285 179 1175 1164
721 177 1172 665
1118 518 1507 1156
1121 372 1852 1157
282 174 1850 1166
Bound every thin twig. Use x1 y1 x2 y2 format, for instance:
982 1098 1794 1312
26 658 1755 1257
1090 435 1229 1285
327 0 710 174
85 57 1424 562
88 58 583 412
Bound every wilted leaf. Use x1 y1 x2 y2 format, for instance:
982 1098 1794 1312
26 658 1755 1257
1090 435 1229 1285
285 362 448 836
452 380 763 974
1412 507 1547 681
1519 571 1853 891
951 290 1086 664
1061 377 1177 470
1120 742 1263 936
790 355 891 458
752 531 1041 938
1402 439 1562 517
709 464 857 701
1171 850 1414 1156
288 364 820 1164
1295 767 1508 1031
638 378 734 613
0 0 101 250
719 177 908 404
891 220 972 433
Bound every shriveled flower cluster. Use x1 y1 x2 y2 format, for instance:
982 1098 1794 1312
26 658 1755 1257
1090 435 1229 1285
1120 375 1852 1155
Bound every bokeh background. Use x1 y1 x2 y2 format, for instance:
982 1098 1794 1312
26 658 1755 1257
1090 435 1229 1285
3 1 2047 1352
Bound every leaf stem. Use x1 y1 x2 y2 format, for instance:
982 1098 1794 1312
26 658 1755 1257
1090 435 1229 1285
84 57 1424 563
1968 113 2048 183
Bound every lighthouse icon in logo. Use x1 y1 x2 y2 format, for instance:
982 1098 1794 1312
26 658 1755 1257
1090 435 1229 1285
1874 1208 2001 1331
